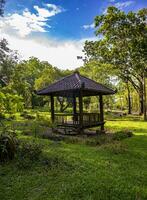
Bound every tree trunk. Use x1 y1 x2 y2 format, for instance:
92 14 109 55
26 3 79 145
143 73 147 120
139 91 144 115
126 82 131 114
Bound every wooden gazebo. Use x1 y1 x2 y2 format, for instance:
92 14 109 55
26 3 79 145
36 72 115 133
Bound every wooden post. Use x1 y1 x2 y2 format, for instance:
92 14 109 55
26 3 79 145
50 95 54 123
79 90 83 131
99 95 104 132
73 95 77 115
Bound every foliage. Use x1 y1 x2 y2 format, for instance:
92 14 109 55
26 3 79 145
16 141 42 169
84 6 147 115
0 131 18 162
102 142 128 154
0 90 24 114
0 112 5 120
0 116 147 200
85 134 111 146
0 39 18 83
42 153 74 171
113 130 133 141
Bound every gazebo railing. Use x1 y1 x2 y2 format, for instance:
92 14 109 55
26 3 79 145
54 113 100 127
83 113 100 126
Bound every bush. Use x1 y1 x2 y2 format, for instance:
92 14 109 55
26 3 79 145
0 91 24 114
86 134 112 146
16 141 42 169
0 132 18 162
102 142 128 154
113 130 133 141
9 115 16 120
63 136 84 144
20 111 35 120
0 113 5 120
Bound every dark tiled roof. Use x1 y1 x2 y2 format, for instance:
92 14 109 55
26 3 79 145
36 72 116 96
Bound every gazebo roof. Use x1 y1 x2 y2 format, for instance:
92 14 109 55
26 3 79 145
36 72 116 97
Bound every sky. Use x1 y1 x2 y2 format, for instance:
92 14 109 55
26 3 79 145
0 0 147 69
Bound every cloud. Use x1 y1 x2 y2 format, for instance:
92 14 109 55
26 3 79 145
114 1 134 10
0 4 63 37
83 23 95 30
0 33 86 69
103 1 134 14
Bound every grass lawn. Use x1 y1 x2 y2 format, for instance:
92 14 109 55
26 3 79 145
0 114 147 200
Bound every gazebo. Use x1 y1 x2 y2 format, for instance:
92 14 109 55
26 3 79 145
36 72 115 133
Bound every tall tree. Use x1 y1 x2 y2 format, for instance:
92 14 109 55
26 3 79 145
0 39 18 83
84 7 147 117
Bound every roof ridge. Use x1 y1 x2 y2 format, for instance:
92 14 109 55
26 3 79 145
74 72 82 88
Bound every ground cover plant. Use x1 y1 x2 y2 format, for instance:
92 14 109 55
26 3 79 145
0 113 147 200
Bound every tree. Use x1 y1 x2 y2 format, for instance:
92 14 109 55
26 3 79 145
84 7 147 117
0 39 18 83
12 58 62 108
78 60 116 111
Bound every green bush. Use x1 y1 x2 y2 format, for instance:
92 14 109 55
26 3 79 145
0 91 24 114
86 135 112 146
63 136 84 144
20 111 35 120
85 130 133 147
0 113 5 120
0 132 18 162
113 130 133 141
102 142 128 154
16 141 42 169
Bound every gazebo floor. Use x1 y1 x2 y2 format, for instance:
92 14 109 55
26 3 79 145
57 121 105 129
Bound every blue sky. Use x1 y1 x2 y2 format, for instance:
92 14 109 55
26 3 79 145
0 0 147 69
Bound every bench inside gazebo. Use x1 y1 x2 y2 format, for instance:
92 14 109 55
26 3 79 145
36 71 115 133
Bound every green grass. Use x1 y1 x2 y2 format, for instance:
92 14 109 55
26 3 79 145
0 114 147 200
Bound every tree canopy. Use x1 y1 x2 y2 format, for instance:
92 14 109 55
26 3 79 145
84 6 147 116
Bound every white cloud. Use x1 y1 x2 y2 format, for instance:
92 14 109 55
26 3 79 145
0 4 63 37
34 4 63 18
83 23 95 30
0 33 86 69
103 1 134 14
114 1 134 10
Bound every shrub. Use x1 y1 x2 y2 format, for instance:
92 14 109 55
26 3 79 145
41 131 63 141
25 114 35 120
0 132 18 162
9 115 16 120
86 134 112 146
20 111 35 120
0 91 24 114
0 113 5 120
16 141 42 169
63 136 84 144
113 130 133 141
102 142 128 154
20 111 28 118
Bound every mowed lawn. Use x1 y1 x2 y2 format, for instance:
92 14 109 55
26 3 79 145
0 116 147 200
